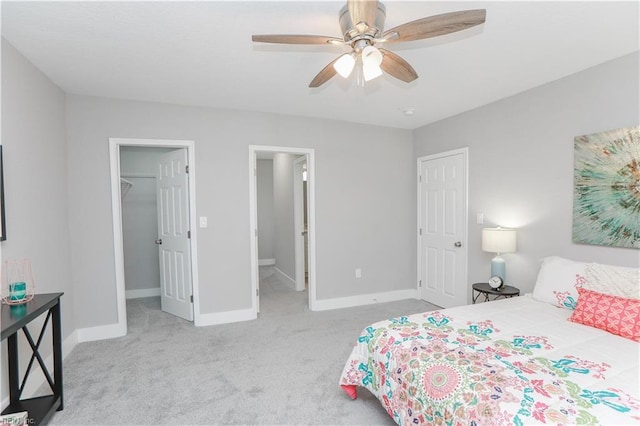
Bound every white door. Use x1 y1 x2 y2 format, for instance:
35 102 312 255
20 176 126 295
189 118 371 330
156 148 194 321
293 156 307 292
418 149 468 308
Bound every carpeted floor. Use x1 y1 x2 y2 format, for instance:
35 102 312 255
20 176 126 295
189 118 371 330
48 267 437 425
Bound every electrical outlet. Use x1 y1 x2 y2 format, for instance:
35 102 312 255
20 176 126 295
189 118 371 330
476 213 484 225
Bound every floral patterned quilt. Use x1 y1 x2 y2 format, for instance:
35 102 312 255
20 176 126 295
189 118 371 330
339 295 640 425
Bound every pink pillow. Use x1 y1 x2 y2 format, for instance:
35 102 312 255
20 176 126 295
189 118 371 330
570 287 640 342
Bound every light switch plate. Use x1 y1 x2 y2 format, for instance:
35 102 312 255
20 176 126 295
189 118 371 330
199 217 208 228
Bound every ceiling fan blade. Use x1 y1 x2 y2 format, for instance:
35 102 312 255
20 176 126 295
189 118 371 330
252 35 343 45
379 49 418 83
382 9 486 43
348 0 379 32
309 57 340 88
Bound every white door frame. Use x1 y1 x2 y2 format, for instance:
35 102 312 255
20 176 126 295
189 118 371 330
249 145 317 313
109 138 201 335
417 147 469 305
293 156 307 292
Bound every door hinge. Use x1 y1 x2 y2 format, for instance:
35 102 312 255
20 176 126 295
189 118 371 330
185 164 190 174
256 288 259 296
419 175 422 183
419 228 422 236
190 295 194 303
419 280 422 288
187 230 191 239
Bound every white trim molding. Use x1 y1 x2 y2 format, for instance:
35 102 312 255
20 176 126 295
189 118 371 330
312 289 419 311
109 138 201 338
196 308 257 327
77 321 126 343
274 266 296 290
258 258 276 266
125 287 161 299
248 145 318 315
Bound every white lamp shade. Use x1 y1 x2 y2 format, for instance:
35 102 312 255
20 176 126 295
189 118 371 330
333 53 355 78
482 227 517 254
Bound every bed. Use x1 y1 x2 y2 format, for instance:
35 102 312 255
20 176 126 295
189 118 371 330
339 258 640 425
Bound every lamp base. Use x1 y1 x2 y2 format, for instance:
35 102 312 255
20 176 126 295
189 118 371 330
491 255 506 282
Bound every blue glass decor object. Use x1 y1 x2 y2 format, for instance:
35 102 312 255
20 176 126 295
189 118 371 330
9 281 27 301
2 259 36 305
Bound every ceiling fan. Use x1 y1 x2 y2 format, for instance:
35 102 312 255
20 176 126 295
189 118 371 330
252 0 486 88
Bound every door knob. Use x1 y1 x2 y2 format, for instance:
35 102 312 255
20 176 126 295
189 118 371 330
155 239 163 245
454 241 462 247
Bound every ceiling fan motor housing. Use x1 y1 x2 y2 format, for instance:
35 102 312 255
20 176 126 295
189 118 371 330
339 3 386 45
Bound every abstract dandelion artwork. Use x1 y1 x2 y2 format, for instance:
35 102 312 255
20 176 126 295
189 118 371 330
573 126 640 248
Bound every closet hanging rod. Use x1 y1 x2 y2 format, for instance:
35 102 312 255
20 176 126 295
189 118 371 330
120 172 156 179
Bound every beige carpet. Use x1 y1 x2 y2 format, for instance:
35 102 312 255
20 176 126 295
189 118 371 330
48 267 437 425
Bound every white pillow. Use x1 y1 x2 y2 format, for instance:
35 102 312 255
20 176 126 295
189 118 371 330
584 262 640 299
532 256 586 309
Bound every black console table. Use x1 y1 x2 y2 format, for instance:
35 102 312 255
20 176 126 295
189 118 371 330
1 293 64 425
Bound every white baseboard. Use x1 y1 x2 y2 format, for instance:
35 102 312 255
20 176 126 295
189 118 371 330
195 308 256 327
76 304 258 338
125 287 161 299
312 288 419 311
77 321 126 343
63 330 78 359
274 266 296 290
258 258 276 266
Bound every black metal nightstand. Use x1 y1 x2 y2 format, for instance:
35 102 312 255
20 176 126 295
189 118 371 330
472 282 520 303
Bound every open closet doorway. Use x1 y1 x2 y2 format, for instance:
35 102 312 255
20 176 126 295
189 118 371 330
109 138 201 336
293 156 308 292
249 146 317 316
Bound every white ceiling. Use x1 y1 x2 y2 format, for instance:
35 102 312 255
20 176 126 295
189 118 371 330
2 1 638 130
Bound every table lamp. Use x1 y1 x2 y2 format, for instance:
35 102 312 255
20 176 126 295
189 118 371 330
482 227 517 282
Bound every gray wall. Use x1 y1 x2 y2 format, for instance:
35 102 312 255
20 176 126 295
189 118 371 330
120 147 174 293
9 32 635 337
273 153 298 279
1 38 75 393
65 95 415 328
256 159 275 261
413 52 640 297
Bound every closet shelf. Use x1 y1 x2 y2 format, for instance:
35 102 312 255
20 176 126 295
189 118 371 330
120 177 133 198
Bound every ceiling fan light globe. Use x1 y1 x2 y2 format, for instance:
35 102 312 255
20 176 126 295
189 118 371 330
333 53 356 78
363 62 383 82
362 45 383 66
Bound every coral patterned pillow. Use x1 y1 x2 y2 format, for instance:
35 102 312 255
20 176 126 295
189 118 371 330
570 287 640 342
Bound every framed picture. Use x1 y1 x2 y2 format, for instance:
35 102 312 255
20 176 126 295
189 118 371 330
0 146 5 241
573 126 639 248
